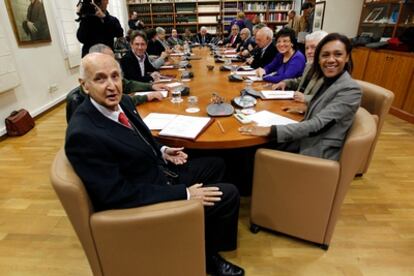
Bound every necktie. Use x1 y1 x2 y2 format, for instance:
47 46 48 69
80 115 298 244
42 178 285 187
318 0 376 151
118 112 132 129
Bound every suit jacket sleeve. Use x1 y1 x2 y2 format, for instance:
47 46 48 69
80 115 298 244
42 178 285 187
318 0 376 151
275 77 362 143
65 132 187 211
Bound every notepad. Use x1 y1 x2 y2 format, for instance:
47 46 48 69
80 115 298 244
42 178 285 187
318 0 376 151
247 76 263 82
134 90 168 98
247 110 298 126
231 70 257 76
144 113 212 140
160 65 175 69
165 82 183 88
143 113 177 130
260 90 295 100
154 78 173 83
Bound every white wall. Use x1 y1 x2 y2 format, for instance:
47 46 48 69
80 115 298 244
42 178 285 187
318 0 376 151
320 0 364 37
0 0 79 136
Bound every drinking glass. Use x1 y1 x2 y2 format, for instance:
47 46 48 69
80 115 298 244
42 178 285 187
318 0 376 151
185 96 200 113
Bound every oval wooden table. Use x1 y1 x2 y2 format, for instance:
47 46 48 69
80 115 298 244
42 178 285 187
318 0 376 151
137 47 304 149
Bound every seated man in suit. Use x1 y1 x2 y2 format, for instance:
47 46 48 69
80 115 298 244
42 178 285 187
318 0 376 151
120 31 161 83
237 28 256 57
223 24 242 48
65 52 244 276
66 43 166 123
167 28 184 48
247 27 277 69
193 26 212 45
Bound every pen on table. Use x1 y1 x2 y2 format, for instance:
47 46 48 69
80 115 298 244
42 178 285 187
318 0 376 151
216 120 225 133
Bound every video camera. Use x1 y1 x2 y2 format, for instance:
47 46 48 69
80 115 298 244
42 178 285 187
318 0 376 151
75 0 102 22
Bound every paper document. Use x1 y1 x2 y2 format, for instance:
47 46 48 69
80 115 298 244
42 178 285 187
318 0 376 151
260 90 295 100
247 110 298 126
224 49 237 54
223 54 238 58
154 78 173 83
232 70 257 76
160 65 175 69
159 115 212 140
143 113 177 130
134 90 168 98
240 66 253 71
247 76 263 82
165 82 183 88
170 53 185 56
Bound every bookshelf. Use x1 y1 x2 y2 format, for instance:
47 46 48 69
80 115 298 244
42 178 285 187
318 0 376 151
357 0 414 38
126 0 294 34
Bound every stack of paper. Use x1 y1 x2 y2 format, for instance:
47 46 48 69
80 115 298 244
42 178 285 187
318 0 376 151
260 90 295 100
144 113 212 140
247 110 298 126
134 90 168 98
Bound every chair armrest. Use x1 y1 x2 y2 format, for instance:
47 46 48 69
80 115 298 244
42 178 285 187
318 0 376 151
91 200 205 276
251 149 340 243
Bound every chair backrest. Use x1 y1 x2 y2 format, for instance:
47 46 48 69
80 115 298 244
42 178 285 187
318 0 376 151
323 108 377 244
50 149 103 276
357 80 394 174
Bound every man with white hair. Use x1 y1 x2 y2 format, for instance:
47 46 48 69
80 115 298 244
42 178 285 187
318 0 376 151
193 26 212 45
273 30 328 109
237 28 256 57
66 52 245 276
247 27 277 69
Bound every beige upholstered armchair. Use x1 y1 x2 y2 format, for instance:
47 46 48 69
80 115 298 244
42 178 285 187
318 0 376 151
357 80 394 175
250 108 377 249
50 149 205 276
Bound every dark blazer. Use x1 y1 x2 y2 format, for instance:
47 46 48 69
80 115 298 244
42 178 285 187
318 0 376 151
275 71 362 160
237 36 256 52
224 34 242 48
192 33 213 45
147 39 166 56
120 50 156 82
77 11 124 57
65 96 187 211
250 43 278 69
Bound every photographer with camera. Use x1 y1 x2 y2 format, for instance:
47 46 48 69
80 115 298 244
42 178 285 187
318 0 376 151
76 0 124 57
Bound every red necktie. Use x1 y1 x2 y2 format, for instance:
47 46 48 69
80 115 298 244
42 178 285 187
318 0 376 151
118 112 132 129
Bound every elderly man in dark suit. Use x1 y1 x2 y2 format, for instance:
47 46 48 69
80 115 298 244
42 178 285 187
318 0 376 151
120 31 160 83
65 52 244 276
247 27 277 69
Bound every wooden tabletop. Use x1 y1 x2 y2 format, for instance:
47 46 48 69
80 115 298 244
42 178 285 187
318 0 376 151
137 47 304 149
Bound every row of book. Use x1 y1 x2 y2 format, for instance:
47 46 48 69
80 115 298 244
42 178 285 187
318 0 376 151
153 16 174 24
268 12 288 22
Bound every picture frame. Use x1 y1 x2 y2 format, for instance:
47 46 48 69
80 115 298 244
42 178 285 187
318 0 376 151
312 1 326 31
5 0 51 45
363 7 384 23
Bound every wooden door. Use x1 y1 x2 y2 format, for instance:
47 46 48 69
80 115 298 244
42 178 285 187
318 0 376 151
352 47 370 80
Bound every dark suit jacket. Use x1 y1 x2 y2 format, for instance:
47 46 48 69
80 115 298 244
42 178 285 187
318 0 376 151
192 33 213 45
250 43 278 69
65 96 187 211
147 39 166 56
224 34 242 48
77 11 123 57
120 50 156 82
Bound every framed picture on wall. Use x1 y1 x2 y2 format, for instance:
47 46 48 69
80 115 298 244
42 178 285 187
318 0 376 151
5 0 51 45
312 1 326 31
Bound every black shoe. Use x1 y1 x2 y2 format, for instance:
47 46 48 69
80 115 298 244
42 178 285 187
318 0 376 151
207 254 244 276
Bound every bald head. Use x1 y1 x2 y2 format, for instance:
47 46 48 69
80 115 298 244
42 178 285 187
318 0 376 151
255 27 273 48
79 53 123 111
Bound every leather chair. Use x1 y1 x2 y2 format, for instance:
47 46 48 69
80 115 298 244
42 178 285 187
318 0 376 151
357 80 394 175
50 149 205 276
250 108 377 249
